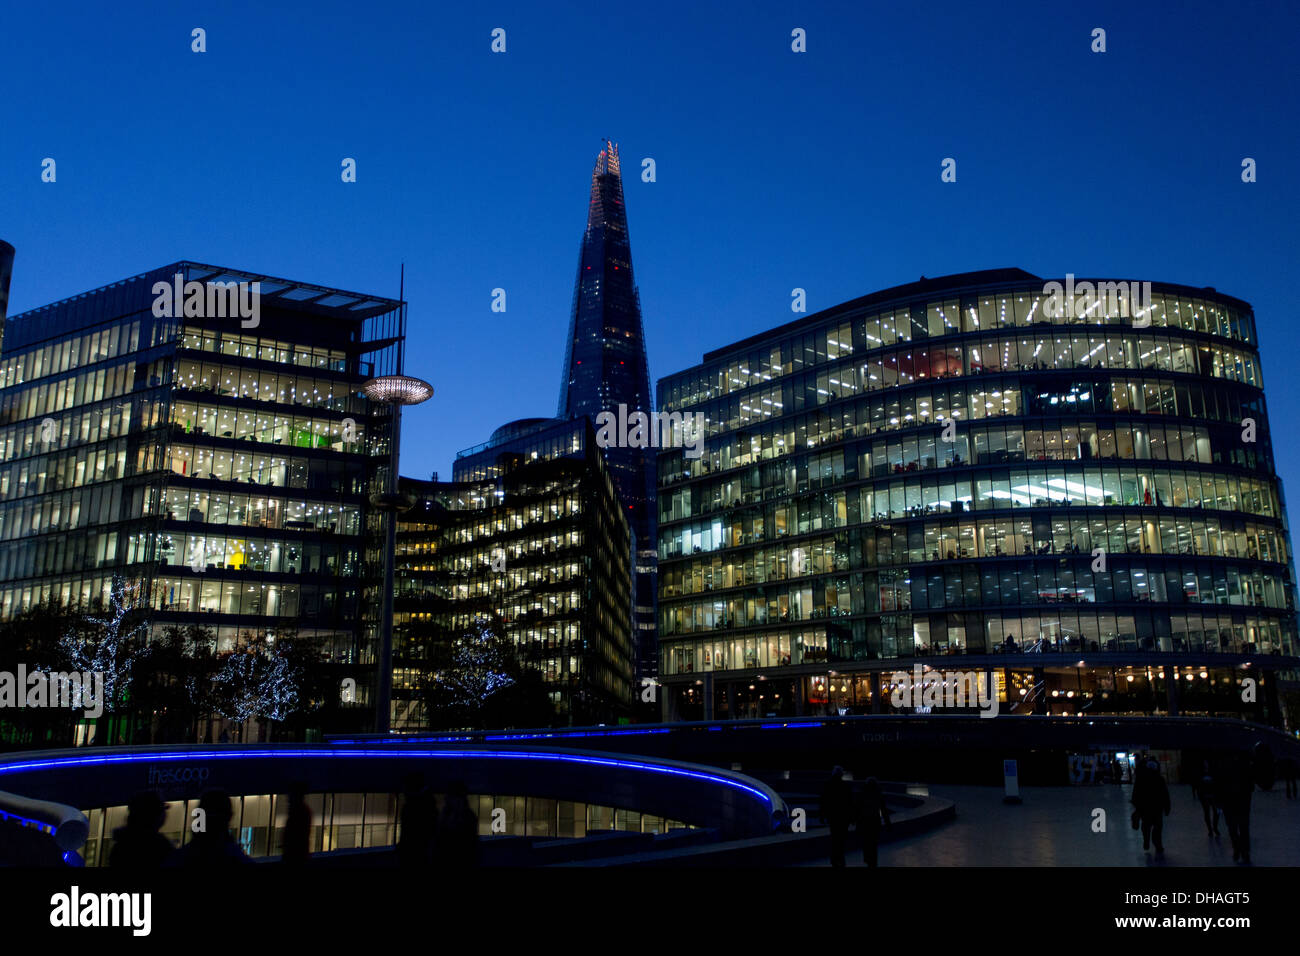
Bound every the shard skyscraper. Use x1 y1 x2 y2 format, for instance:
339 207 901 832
557 141 658 692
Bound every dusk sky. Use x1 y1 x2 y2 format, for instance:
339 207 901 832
4 0 1298 520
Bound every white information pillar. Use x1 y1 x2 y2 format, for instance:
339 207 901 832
1002 758 1022 804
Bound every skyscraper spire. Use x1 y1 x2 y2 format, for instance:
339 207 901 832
557 141 658 690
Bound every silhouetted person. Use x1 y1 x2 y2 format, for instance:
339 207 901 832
109 791 173 868
856 777 891 867
1218 753 1254 864
1130 758 1170 856
281 782 312 865
1252 741 1275 791
1190 760 1220 836
436 781 480 869
1279 756 1298 799
819 766 854 867
397 773 436 867
167 790 252 866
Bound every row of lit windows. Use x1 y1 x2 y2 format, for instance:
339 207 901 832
661 465 1280 532
659 561 1291 637
174 358 363 414
171 402 364 453
0 320 144 389
159 486 359 534
661 513 1286 596
658 376 1266 487
0 529 119 580
166 444 366 493
149 575 357 619
453 431 586 482
133 527 360 575
663 290 1254 406
661 420 1256 528
661 609 1288 676
0 361 136 425
0 480 123 544
667 334 1261 443
0 440 129 504
0 394 165 467
179 329 351 374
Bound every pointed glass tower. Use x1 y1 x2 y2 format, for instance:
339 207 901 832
558 141 658 688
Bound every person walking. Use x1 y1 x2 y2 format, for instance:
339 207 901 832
1130 758 1170 857
819 766 854 868
856 777 891 867
1279 756 1298 799
1218 753 1254 864
1190 760 1220 836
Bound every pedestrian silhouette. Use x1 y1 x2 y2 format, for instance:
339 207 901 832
1252 741 1275 791
167 790 252 867
1190 760 1220 836
435 780 480 869
1130 758 1170 857
1217 752 1254 864
856 777 891 867
1279 755 1298 799
109 791 173 868
396 773 436 867
819 766 854 868
280 782 312 865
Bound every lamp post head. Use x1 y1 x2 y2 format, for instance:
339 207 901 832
363 375 433 406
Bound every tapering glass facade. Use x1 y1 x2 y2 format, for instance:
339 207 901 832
557 142 658 688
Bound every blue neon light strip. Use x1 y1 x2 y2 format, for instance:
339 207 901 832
0 749 774 811
330 727 675 745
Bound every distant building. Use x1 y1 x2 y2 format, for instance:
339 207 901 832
393 418 635 729
556 142 658 689
0 262 405 722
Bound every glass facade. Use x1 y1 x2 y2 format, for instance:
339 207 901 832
394 419 635 729
80 789 687 865
0 262 404 723
656 269 1299 722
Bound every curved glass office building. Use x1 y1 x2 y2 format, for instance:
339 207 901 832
655 269 1299 724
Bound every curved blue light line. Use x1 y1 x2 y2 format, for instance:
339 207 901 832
0 748 775 810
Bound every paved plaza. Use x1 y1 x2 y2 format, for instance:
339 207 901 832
808 783 1300 866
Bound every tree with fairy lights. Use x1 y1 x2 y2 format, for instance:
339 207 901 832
60 576 151 742
211 631 316 741
418 613 552 730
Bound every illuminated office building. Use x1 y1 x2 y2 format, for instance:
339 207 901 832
392 417 635 729
655 269 1299 723
0 262 404 718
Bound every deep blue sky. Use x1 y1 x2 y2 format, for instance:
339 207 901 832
3 0 1299 517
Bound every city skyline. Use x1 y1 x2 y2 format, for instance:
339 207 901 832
3 1 1297 532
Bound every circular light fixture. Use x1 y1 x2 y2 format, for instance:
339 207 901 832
363 375 434 405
